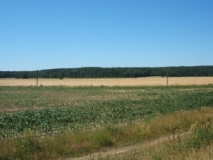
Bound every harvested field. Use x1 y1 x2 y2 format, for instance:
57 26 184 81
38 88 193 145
0 77 213 86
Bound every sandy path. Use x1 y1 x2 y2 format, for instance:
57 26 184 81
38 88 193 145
67 132 189 160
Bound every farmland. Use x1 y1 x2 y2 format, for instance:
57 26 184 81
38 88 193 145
0 81 213 159
0 77 213 86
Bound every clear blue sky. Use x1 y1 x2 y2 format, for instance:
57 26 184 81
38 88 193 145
1 0 213 71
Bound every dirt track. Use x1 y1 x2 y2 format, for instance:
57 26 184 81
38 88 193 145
0 77 213 86
67 132 189 160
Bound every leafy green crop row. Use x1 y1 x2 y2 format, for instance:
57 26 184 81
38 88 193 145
0 85 213 138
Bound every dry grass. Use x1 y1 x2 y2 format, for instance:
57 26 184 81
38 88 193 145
89 107 213 160
1 107 213 160
0 77 213 86
110 139 213 160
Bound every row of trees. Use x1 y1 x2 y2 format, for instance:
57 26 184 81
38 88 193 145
0 66 213 79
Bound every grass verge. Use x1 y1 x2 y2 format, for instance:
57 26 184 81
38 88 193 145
105 119 213 160
1 107 213 159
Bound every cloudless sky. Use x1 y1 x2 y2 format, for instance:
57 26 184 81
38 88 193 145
1 0 213 71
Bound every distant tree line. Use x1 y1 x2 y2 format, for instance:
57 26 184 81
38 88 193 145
0 66 213 79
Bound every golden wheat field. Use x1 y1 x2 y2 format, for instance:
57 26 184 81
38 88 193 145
0 77 213 86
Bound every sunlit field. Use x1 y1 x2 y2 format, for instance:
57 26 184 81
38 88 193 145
0 84 213 159
0 78 213 159
0 77 213 86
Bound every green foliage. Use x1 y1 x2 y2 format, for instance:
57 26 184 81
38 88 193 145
187 125 213 150
14 131 40 159
1 107 213 160
94 131 114 147
1 66 213 78
0 85 213 139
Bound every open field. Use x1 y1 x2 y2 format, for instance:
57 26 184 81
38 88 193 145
0 77 213 86
0 85 213 159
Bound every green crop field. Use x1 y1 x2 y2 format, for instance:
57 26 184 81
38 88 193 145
1 85 213 159
1 85 213 139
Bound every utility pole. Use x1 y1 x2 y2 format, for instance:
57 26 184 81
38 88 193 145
36 70 38 86
166 70 168 86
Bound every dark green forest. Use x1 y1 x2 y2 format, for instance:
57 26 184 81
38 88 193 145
0 66 213 79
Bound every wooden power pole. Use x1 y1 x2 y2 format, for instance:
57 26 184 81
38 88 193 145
36 70 38 86
166 70 168 86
